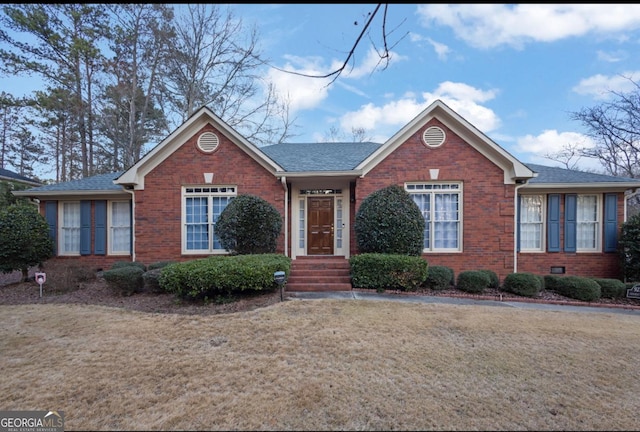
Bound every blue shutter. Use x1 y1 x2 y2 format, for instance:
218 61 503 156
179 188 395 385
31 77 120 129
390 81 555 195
80 200 91 255
44 201 57 255
94 200 107 255
604 193 618 253
547 194 561 252
564 194 577 253
516 195 521 252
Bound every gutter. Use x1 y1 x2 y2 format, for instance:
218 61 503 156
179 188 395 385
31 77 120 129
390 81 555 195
123 186 136 262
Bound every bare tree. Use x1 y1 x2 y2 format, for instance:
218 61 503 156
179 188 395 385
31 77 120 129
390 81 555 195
161 4 294 146
569 76 640 179
322 125 371 143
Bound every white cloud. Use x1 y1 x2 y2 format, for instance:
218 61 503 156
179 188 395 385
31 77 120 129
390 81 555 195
597 49 626 63
572 71 640 100
409 33 451 61
416 4 640 49
514 130 602 171
266 56 333 113
338 81 501 141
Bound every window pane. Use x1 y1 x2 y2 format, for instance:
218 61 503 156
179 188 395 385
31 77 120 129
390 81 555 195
412 194 431 249
186 197 209 250
111 202 131 253
61 202 80 254
520 196 543 250
577 195 598 250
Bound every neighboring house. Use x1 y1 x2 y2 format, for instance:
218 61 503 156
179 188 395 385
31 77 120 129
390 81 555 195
13 100 640 281
0 167 41 187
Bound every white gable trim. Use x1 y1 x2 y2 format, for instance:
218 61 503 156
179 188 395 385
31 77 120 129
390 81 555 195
114 106 284 190
356 99 535 185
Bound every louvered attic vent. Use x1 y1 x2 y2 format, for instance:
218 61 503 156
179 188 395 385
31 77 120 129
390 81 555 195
197 132 220 153
422 126 445 148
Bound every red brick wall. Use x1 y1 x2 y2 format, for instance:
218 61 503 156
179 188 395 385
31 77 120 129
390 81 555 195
351 118 519 281
517 192 624 279
132 124 285 265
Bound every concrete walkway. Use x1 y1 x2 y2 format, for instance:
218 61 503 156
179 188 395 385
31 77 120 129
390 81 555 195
287 290 640 316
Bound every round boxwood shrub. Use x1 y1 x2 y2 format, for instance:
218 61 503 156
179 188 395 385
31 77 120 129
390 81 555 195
354 184 425 256
503 272 542 298
551 276 602 302
478 269 500 289
423 265 454 290
619 213 640 282
456 270 490 294
592 278 626 299
216 194 282 255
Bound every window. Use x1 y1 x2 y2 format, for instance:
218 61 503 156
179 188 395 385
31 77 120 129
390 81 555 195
59 201 80 255
577 194 599 251
520 195 544 251
406 183 461 252
109 201 131 254
183 186 236 254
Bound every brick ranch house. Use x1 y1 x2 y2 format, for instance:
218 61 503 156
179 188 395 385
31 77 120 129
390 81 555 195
14 99 640 284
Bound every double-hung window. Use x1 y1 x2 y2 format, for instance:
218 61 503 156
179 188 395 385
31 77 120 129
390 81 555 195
183 186 236 254
109 201 131 254
59 201 81 255
519 195 544 251
406 183 462 252
576 194 599 251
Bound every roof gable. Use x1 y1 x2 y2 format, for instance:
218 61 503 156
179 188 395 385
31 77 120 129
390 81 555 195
115 106 283 189
356 99 535 184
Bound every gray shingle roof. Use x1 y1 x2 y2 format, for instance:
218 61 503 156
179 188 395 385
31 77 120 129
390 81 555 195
525 163 639 184
0 168 41 185
19 171 125 192
261 142 382 172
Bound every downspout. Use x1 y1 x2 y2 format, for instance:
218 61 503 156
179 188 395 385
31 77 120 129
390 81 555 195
513 179 529 274
281 176 288 257
123 186 136 262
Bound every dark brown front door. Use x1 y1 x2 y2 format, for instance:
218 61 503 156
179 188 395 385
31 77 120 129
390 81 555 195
308 197 334 255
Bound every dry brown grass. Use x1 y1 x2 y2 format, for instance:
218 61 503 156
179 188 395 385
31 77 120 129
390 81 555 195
1 299 639 431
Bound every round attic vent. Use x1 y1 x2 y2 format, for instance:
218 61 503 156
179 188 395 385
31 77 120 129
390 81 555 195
197 132 220 153
422 126 445 148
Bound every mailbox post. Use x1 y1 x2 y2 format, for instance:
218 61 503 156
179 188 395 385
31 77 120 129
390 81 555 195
274 271 286 301
35 272 46 298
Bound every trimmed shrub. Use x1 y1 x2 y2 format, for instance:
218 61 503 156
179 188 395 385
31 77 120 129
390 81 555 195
216 194 282 255
503 273 542 298
103 266 144 296
354 185 425 256
423 265 454 290
142 268 164 293
147 261 176 271
456 270 490 294
548 275 602 302
350 253 428 292
159 254 291 300
591 278 626 299
478 269 500 289
111 261 147 272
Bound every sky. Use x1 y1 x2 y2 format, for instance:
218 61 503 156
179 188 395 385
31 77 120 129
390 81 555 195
225 3 640 173
4 4 640 177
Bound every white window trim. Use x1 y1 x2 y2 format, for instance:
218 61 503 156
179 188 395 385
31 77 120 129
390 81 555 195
519 194 546 253
405 182 463 253
576 194 601 253
181 185 237 255
58 201 81 256
108 200 131 255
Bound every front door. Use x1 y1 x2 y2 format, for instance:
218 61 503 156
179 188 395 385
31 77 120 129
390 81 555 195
308 197 334 255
